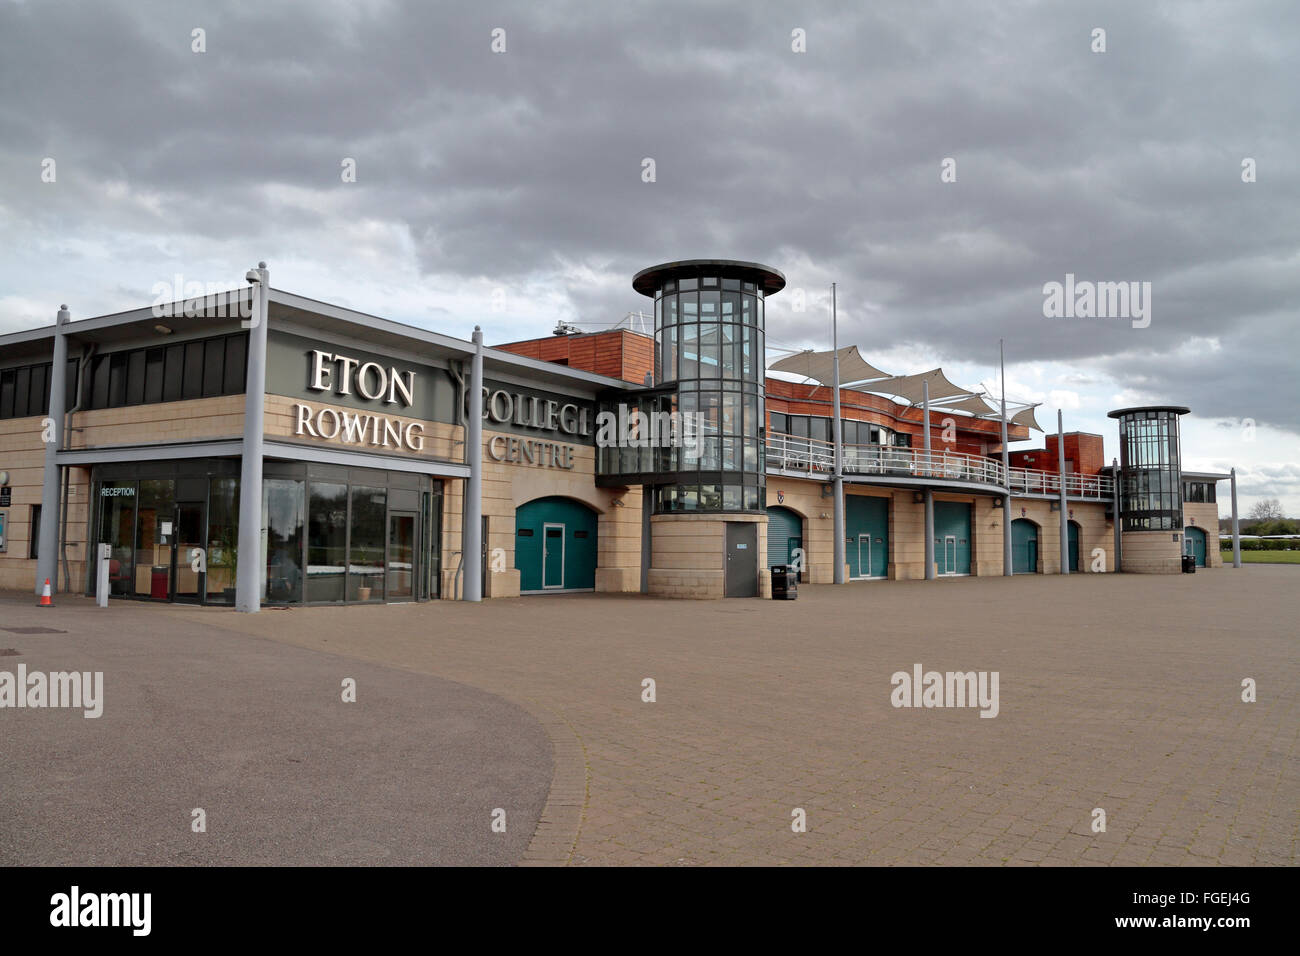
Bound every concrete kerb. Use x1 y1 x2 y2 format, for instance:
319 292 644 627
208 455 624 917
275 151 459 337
515 699 590 866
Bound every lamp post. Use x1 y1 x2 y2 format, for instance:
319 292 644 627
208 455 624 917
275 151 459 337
831 284 845 585
923 378 934 580
1058 409 1069 574
1000 340 1012 576
236 262 269 613
1230 468 1241 568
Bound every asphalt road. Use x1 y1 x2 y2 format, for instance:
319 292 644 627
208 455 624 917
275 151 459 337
0 594 552 866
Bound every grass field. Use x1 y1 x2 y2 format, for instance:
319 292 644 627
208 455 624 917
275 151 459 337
1220 550 1300 564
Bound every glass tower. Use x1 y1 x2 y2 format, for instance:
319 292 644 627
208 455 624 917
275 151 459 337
610 259 784 514
1108 406 1190 531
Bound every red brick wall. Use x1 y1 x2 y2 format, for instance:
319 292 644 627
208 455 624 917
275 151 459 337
1009 433 1104 475
493 330 652 385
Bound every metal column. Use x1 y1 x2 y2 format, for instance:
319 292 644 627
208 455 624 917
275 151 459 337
462 327 484 602
1112 456 1121 572
1000 340 1012 576
35 306 70 595
923 379 934 580
1230 468 1241 568
831 283 845 585
236 264 269 612
1058 409 1069 574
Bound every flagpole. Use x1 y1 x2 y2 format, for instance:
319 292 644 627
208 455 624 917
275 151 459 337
831 283 845 585
1001 339 1013 575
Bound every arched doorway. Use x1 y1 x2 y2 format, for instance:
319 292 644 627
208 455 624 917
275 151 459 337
1183 526 1207 567
515 497 598 593
1011 518 1039 574
766 505 804 580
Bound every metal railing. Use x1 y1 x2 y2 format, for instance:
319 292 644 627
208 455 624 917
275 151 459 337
765 432 1114 499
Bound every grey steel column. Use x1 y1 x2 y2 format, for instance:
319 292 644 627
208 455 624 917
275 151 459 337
923 379 934 580
236 263 269 613
35 305 70 595
1230 468 1241 568
1000 340 1012 576
1112 456 1121 572
1058 409 1069 574
462 327 484 602
640 485 652 594
831 283 845 585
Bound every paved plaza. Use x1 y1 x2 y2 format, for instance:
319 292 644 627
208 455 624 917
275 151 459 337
2 566 1295 866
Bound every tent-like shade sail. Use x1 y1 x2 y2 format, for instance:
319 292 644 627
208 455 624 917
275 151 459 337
768 346 890 386
868 368 974 405
943 394 996 416
1010 406 1043 431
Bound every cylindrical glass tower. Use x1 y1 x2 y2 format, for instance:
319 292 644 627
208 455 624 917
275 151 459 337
1108 405 1190 531
631 259 784 514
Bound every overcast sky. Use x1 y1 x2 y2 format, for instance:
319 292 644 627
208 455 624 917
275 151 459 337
1 0 1296 514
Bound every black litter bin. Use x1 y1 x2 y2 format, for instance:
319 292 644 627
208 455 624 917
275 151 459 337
1181 554 1196 573
771 564 798 600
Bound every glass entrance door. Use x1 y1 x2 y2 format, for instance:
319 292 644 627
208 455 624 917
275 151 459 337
173 502 206 603
387 512 417 601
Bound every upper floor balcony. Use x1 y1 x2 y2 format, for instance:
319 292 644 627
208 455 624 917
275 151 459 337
765 432 1114 500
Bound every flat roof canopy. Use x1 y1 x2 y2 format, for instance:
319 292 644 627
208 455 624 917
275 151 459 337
632 259 786 296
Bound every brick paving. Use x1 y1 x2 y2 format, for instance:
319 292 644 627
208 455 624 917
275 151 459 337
185 564 1298 866
8 565 1295 866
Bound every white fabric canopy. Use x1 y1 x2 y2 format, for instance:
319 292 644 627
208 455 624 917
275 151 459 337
1010 406 1043 432
943 394 996 416
867 368 975 405
769 346 890 386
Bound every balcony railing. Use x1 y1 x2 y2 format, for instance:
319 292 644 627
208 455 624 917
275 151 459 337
765 432 1114 499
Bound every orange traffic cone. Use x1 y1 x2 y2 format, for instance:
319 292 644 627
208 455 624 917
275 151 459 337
38 578 53 608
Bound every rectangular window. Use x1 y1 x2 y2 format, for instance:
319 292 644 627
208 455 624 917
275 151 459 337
182 341 204 399
126 349 147 406
29 504 41 559
0 369 14 418
30 364 50 415
108 352 128 408
770 412 787 435
202 338 225 397
264 478 305 604
14 366 31 417
144 348 165 404
163 344 184 402
307 481 348 603
223 334 247 394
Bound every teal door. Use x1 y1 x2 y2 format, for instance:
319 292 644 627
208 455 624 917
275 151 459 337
1184 526 1207 567
516 497 598 592
1011 518 1038 573
1068 521 1080 572
934 501 972 575
542 524 564 588
766 506 803 576
846 495 888 578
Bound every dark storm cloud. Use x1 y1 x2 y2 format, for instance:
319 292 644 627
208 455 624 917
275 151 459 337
1 0 1296 427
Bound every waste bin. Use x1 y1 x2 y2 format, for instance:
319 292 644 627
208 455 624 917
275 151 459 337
151 565 170 598
771 564 797 600
1181 554 1196 574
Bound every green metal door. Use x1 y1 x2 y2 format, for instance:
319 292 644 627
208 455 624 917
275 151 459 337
1068 521 1080 572
765 506 802 573
846 495 888 578
516 497 598 593
1184 526 1207 566
934 501 972 575
1011 518 1038 573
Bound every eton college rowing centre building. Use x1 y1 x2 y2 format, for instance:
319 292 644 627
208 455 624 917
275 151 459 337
0 260 1233 608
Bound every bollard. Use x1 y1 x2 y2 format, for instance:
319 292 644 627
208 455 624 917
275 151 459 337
97 543 110 608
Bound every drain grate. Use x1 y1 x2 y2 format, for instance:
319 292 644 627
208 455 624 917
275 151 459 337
0 627 66 635
0 648 20 656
